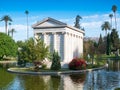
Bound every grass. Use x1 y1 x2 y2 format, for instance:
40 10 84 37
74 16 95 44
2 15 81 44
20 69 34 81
9 63 104 73
10 67 71 72
114 88 120 90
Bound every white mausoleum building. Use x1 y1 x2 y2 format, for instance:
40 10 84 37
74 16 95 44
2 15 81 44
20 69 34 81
32 17 84 68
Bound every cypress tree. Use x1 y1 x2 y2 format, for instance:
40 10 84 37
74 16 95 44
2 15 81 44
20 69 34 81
106 33 111 55
51 51 61 70
110 29 119 51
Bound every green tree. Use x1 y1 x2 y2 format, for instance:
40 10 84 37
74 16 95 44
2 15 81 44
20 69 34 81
0 15 12 35
25 10 29 39
97 34 106 54
74 15 82 29
89 41 96 66
110 29 119 51
18 38 49 65
0 32 18 60
98 34 103 46
51 50 61 70
112 5 117 30
106 33 111 55
17 40 25 47
101 21 111 36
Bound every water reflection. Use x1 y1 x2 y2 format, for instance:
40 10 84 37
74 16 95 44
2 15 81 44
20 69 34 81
50 76 61 90
0 68 15 89
70 73 86 84
107 60 120 71
84 70 120 90
1 68 120 90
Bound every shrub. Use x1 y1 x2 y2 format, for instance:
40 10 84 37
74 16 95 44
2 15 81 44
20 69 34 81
50 51 61 70
69 58 86 70
42 64 47 69
33 61 42 71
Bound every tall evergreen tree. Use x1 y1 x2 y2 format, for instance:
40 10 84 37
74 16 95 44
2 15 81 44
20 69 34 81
97 34 106 54
110 29 119 51
51 50 61 70
106 33 111 55
74 15 82 29
98 34 103 46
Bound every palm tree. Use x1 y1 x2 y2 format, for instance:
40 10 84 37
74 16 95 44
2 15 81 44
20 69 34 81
109 14 113 29
9 28 16 38
25 10 29 39
112 5 117 30
8 22 12 36
101 21 111 36
0 15 12 35
74 15 82 29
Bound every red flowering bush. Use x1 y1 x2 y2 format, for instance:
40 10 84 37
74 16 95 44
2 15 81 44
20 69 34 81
68 58 86 70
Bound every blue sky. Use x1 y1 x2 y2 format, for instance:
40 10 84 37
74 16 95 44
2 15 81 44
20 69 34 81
0 0 120 41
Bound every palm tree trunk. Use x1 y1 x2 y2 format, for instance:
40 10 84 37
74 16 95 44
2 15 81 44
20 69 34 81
27 14 29 39
114 12 117 30
12 32 13 38
105 30 107 36
111 18 112 29
5 21 8 34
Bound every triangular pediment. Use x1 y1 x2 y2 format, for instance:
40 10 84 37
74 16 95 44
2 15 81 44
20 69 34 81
32 17 67 28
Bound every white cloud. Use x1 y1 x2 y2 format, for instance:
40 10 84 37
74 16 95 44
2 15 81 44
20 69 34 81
82 21 102 28
82 13 120 37
0 13 120 41
83 14 99 19
0 26 5 32
59 18 74 25
13 24 26 30
52 13 120 37
12 24 33 41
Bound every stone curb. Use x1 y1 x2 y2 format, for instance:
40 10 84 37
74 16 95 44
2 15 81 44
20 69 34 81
7 66 106 75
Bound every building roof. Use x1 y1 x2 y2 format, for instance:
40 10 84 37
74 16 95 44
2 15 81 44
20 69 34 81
32 17 84 34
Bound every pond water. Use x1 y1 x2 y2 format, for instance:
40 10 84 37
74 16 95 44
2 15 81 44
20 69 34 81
1 61 120 90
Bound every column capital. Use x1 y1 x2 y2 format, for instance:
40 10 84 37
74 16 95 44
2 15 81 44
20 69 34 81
52 32 56 34
61 32 66 34
42 32 46 35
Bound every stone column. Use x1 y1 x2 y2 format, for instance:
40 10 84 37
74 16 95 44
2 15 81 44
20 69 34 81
66 32 69 62
71 33 74 59
43 33 46 45
62 32 67 63
58 32 65 62
53 32 56 51
34 33 40 44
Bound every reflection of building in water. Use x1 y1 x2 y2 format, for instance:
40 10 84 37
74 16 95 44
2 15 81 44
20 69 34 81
32 17 84 68
42 75 85 90
61 75 84 90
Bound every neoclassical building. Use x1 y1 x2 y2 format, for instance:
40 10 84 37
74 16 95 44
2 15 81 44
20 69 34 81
32 17 84 67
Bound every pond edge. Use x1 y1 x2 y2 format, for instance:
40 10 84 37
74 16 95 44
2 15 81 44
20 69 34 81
7 66 106 75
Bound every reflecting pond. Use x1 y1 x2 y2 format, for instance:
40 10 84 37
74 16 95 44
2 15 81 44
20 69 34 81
1 61 120 90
